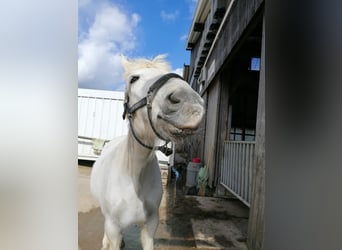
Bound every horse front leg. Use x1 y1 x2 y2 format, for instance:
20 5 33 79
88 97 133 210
141 213 159 250
102 219 123 250
101 232 110 250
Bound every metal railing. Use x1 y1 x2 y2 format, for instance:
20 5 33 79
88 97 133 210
220 141 255 206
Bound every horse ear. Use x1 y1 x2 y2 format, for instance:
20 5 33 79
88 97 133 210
121 55 131 81
153 54 168 61
152 54 171 72
121 54 129 70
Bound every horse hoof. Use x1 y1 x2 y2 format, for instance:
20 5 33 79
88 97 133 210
120 239 125 249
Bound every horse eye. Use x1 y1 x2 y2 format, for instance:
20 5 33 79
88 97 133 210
130 75 140 84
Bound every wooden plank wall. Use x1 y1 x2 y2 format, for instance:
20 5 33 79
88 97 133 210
204 0 264 89
216 69 231 187
203 78 220 187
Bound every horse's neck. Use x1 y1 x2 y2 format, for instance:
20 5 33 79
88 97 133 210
125 131 156 182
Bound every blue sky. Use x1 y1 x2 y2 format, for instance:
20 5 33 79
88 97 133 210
78 0 197 91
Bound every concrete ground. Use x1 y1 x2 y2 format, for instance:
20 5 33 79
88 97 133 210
78 164 249 250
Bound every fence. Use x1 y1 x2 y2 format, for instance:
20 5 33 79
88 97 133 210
220 141 255 206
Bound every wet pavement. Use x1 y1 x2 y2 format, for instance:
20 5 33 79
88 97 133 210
78 164 249 250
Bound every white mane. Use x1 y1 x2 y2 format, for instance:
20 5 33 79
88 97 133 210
122 54 171 81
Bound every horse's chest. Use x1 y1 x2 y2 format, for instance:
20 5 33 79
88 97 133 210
122 190 146 224
106 179 147 226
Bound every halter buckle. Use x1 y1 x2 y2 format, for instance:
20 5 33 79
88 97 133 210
146 92 153 108
158 144 173 156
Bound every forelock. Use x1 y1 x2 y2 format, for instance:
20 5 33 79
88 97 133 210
123 54 171 80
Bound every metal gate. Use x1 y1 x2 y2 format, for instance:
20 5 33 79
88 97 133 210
220 141 255 206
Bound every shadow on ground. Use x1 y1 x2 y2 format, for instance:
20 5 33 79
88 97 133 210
78 165 249 250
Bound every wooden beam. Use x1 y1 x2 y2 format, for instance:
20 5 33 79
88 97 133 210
186 42 194 50
194 22 204 32
247 13 265 250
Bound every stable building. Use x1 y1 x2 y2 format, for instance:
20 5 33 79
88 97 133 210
184 0 265 249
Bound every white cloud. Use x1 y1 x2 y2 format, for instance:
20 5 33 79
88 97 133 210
180 34 188 41
78 4 140 90
160 10 179 22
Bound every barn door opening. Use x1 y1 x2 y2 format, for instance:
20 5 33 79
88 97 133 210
219 20 262 205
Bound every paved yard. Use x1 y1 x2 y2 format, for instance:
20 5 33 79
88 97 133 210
78 165 248 250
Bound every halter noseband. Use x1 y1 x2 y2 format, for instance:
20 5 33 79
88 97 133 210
122 73 184 156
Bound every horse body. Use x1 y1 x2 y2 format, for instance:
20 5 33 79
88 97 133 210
90 55 204 250
91 134 162 249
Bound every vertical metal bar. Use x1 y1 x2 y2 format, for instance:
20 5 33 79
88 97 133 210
236 142 239 196
235 142 238 193
227 142 230 187
221 142 224 183
220 142 226 183
246 143 250 203
230 142 233 190
232 143 236 190
245 143 250 201
225 142 228 185
241 142 245 198
225 142 228 186
232 142 236 192
240 142 244 197
249 143 255 203
230 143 232 187
245 143 249 201
226 142 229 185
228 142 233 188
237 142 241 196
240 142 243 197
247 143 250 202
242 142 244 197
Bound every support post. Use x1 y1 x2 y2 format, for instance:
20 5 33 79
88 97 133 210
247 13 265 250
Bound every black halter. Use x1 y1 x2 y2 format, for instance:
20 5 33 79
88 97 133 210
122 73 184 156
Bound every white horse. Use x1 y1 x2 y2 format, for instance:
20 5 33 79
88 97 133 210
90 55 204 250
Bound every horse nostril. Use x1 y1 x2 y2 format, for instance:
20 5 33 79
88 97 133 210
167 93 181 104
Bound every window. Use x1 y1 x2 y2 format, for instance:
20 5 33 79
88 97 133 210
229 127 255 141
249 57 260 71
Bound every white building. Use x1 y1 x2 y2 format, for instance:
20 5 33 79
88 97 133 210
78 88 170 167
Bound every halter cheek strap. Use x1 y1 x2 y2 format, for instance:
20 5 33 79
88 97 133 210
127 114 173 156
123 73 184 156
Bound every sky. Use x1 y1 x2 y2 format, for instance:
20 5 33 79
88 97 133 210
78 0 198 91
